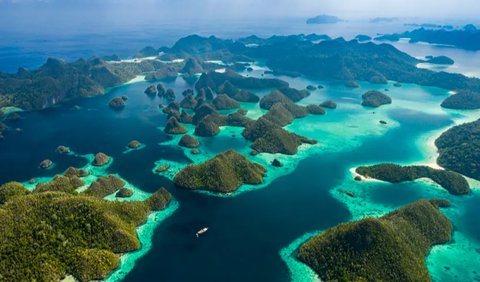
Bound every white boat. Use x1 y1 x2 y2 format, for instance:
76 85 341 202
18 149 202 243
196 227 209 237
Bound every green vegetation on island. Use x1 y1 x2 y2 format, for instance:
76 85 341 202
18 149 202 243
56 145 71 154
108 96 126 109
242 117 317 155
0 181 29 204
179 94 198 109
164 88 176 101
40 159 54 169
192 104 219 124
127 140 142 149
375 27 480 51
116 187 134 198
178 134 200 148
355 164 470 195
164 117 188 134
226 110 253 127
144 65 179 81
212 94 240 110
64 167 89 178
361 90 392 107
355 34 372 41
0 180 172 282
179 110 193 124
173 150 266 193
84 174 126 198
435 119 480 180
263 102 309 126
345 80 360 88
259 90 292 110
218 81 260 103
277 87 310 102
0 57 183 110
194 115 222 137
306 104 326 115
144 85 157 96
162 102 181 119
181 57 203 75
441 91 480 109
195 70 288 93
34 175 85 194
297 199 452 282
4 34 480 112
426 56 454 65
320 100 337 109
93 152 110 166
306 15 342 24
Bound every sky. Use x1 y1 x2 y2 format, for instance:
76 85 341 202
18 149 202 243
1 0 479 22
0 0 479 36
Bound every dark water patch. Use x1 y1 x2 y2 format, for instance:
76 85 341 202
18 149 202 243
388 107 452 128
123 153 351 282
367 182 437 208
109 144 191 194
458 194 480 244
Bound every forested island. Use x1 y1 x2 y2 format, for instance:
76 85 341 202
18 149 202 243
441 91 480 109
173 150 266 193
2 33 480 115
361 90 392 107
356 164 470 195
297 200 452 281
0 174 172 281
435 119 480 180
425 56 455 65
306 15 342 24
160 34 480 109
375 25 480 50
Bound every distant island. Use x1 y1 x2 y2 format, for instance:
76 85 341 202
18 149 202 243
297 200 452 281
425 55 455 65
2 33 480 117
355 34 372 42
370 17 398 23
306 15 342 24
376 26 480 50
404 23 455 29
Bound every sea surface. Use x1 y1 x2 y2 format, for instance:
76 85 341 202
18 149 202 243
0 20 480 282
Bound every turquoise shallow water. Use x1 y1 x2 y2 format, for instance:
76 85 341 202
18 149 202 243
0 66 479 281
